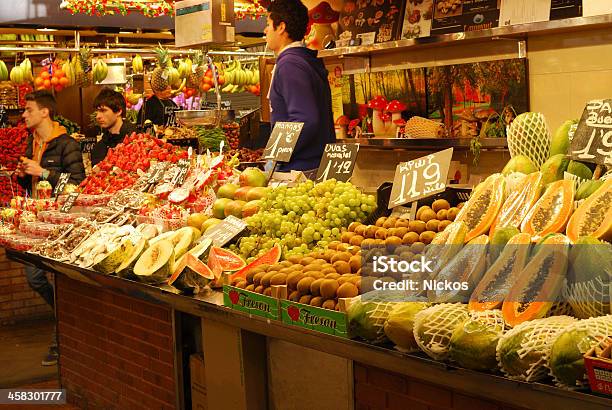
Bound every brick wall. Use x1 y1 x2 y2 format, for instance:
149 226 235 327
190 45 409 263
354 363 528 410
0 248 53 326
56 274 177 410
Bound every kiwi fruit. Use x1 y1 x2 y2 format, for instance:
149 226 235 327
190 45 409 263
340 231 355 243
375 227 388 240
338 274 355 285
354 224 367 237
416 206 431 221
436 209 448 221
246 284 255 292
307 271 325 280
395 218 410 228
321 267 337 275
394 227 409 238
347 246 360 255
425 219 439 232
322 250 335 262
261 271 277 287
268 263 283 272
382 217 398 229
365 225 379 239
254 285 264 294
408 220 427 234
419 209 437 223
447 207 459 221
419 231 436 244
255 263 270 272
310 278 324 296
288 290 300 301
411 241 426 254
300 257 315 265
320 279 339 299
348 221 361 232
286 272 305 289
253 272 266 286
337 282 359 298
235 280 247 289
385 236 402 251
438 220 452 232
402 231 420 245
245 270 258 284
303 263 322 273
328 241 341 250
270 273 288 286
432 199 451 212
299 295 313 305
336 243 349 253
375 216 387 227
399 250 415 262
287 254 302 264
279 267 294 275
330 252 351 264
349 235 364 247
325 273 341 280
264 288 272 296
332 261 351 275
297 277 315 294
322 299 337 310
387 228 398 238
349 254 362 273
361 238 376 249
310 296 324 307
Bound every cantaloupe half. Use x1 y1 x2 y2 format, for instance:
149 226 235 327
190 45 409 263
502 234 570 327
566 178 612 243
521 179 574 242
133 240 175 284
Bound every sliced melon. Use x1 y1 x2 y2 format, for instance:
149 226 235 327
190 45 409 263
187 226 202 244
149 230 178 246
133 240 175 284
170 227 195 259
168 253 215 294
457 173 505 242
230 243 282 281
428 235 489 303
116 238 149 279
207 246 246 277
469 232 532 312
566 178 612 243
189 238 213 260
521 179 574 242
502 234 570 327
490 172 543 236
92 240 133 275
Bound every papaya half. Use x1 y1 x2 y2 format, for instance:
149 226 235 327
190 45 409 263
566 178 612 243
457 173 505 243
490 172 543 236
521 179 574 241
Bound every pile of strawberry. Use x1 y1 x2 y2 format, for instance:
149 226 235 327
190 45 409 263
80 132 188 194
0 125 29 204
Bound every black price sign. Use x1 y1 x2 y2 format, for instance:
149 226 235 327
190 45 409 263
171 159 190 186
200 215 247 247
60 192 79 213
81 136 97 154
570 99 612 166
316 143 359 183
388 148 454 209
53 173 71 197
262 122 304 162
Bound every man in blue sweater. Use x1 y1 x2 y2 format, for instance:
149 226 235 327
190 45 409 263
265 0 336 175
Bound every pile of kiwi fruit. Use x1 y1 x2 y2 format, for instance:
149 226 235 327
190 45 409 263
230 245 362 311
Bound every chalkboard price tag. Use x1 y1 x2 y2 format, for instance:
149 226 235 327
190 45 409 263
316 143 360 183
171 159 191 186
262 122 304 162
81 136 98 154
388 148 454 209
60 192 79 213
199 215 247 247
570 99 612 166
53 173 71 197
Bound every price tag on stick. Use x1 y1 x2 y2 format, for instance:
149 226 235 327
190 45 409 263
199 215 247 247
53 173 71 198
388 148 454 209
60 192 79 213
262 122 304 162
570 99 612 166
316 143 359 183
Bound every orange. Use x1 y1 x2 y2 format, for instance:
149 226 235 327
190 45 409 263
40 71 50 80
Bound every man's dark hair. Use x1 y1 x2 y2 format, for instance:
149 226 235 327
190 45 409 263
25 90 57 118
268 0 309 42
93 88 126 115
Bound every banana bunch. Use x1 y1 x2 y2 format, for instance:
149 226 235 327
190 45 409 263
20 58 33 83
132 54 143 73
177 58 193 79
167 62 181 88
92 59 109 83
223 60 260 89
0 61 8 81
62 60 75 86
126 93 143 105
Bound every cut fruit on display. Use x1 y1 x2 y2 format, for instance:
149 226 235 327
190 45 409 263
92 240 133 275
168 253 215 294
169 227 195 260
230 243 281 281
506 112 551 168
116 238 148 279
456 173 505 243
420 221 468 285
188 239 213 261
490 172 543 236
566 178 612 243
520 179 574 241
428 235 489 303
469 233 531 312
207 246 246 277
133 240 175 284
502 234 570 328
413 303 469 361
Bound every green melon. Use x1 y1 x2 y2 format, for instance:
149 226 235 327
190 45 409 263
116 238 149 279
133 240 175 284
449 310 505 371
92 240 133 275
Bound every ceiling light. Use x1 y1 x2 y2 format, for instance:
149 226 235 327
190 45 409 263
37 28 58 32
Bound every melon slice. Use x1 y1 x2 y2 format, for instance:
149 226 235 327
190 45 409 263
168 253 215 294
92 240 133 275
428 235 489 303
456 173 505 243
169 227 195 259
566 178 612 243
230 243 282 281
469 232 532 312
490 172 543 236
521 179 574 242
116 238 149 279
133 240 175 284
207 246 246 277
149 230 178 246
502 234 570 327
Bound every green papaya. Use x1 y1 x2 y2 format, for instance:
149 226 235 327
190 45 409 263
566 160 593 180
575 180 604 201
540 154 570 186
488 226 520 265
550 120 577 156
502 155 538 175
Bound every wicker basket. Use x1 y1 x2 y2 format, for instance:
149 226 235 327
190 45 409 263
403 116 445 138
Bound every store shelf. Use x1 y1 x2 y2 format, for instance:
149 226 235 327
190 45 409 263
319 14 612 58
337 137 508 151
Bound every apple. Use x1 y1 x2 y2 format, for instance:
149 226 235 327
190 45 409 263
187 213 209 229
217 183 239 199
224 200 246 218
246 186 269 201
212 198 233 219
233 187 253 202
239 167 267 187
241 200 261 218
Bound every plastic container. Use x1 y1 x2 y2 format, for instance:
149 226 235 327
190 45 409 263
19 221 57 238
5 235 44 251
37 210 90 224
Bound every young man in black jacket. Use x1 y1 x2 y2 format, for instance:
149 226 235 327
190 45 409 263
17 90 85 366
91 88 137 166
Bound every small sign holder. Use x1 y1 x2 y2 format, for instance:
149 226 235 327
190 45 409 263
315 143 359 183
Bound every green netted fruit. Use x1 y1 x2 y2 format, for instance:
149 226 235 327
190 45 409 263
449 310 505 372
348 299 398 343
507 112 550 168
414 303 469 361
383 302 429 352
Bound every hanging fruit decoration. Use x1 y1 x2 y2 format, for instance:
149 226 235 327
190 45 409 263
60 0 175 17
34 59 71 93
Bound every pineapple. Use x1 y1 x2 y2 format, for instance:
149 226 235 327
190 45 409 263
187 50 204 89
150 45 170 93
75 47 92 88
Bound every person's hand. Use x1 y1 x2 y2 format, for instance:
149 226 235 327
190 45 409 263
20 157 45 177
15 160 26 178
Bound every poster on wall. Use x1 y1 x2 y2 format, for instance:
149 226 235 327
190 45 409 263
400 0 435 39
550 0 582 20
338 0 407 45
426 58 529 138
430 0 502 36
